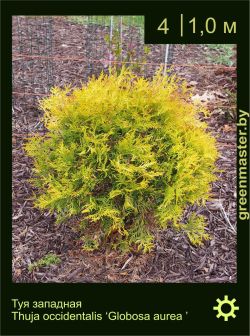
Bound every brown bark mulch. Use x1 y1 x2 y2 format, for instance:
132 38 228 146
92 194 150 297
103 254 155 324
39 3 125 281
12 17 237 283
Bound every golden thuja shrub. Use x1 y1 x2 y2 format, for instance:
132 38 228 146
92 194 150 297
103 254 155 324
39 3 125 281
25 68 218 253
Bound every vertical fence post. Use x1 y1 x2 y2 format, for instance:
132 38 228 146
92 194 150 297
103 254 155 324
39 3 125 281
109 16 114 67
120 16 123 63
163 44 170 76
47 16 54 88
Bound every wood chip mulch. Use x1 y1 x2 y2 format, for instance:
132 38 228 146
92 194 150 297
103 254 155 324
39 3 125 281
12 17 237 283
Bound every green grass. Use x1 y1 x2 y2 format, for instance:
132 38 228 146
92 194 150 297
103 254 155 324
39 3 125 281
205 44 235 66
67 16 144 28
28 253 61 272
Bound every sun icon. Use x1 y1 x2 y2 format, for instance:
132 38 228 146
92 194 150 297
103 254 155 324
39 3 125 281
213 295 239 321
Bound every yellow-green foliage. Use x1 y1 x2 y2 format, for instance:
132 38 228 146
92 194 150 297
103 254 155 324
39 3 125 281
28 253 61 272
25 68 218 253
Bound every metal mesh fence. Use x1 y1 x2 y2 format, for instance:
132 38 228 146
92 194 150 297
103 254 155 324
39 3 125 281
13 16 177 133
12 16 236 134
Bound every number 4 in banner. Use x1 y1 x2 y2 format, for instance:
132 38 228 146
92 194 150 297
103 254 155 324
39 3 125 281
157 18 170 34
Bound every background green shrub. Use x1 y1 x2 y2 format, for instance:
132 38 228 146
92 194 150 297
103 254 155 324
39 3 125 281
25 68 218 253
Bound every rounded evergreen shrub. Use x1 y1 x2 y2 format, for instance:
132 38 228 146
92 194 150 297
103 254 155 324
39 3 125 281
25 68 218 253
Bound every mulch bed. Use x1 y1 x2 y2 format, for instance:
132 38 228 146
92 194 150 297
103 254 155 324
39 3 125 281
12 17 237 283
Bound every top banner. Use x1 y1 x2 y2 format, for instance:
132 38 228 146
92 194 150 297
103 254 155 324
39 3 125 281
144 1 247 43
